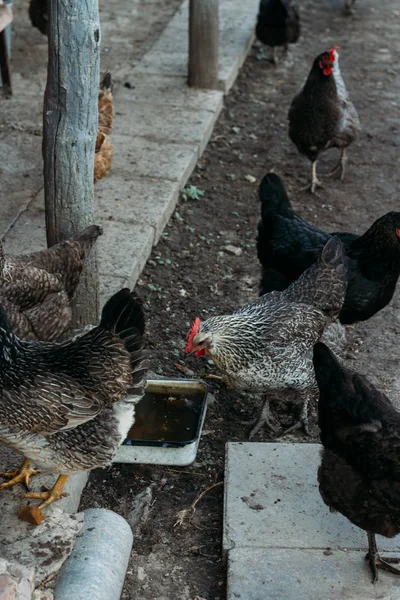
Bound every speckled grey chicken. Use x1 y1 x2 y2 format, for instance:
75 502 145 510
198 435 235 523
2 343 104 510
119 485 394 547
289 47 360 193
185 237 347 436
314 342 400 582
0 288 146 518
0 225 102 341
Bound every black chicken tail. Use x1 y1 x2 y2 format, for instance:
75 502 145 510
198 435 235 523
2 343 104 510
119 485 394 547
259 173 294 222
100 72 113 93
100 288 147 393
100 288 145 337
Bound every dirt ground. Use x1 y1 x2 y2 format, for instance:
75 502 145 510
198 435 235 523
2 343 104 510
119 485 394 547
83 0 400 598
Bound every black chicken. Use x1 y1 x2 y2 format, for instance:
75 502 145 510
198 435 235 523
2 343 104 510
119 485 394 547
29 0 48 35
288 47 360 192
313 342 400 583
257 173 400 324
255 0 300 64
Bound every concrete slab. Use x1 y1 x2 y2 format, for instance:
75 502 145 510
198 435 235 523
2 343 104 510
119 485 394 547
113 73 223 113
112 135 198 183
223 443 400 553
96 176 180 245
97 219 154 286
227 547 400 600
114 104 220 156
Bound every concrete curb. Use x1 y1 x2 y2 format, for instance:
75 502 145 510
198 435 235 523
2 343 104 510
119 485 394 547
54 508 133 600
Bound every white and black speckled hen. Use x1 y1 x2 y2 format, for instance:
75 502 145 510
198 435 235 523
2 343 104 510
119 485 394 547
257 173 400 324
289 47 360 193
255 0 300 64
185 237 347 437
0 225 102 341
314 342 400 583
0 288 146 519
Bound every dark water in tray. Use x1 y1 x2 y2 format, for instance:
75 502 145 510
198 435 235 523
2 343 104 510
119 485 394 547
126 391 204 443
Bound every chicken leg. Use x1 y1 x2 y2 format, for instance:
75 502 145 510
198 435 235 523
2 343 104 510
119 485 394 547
25 474 69 509
0 459 38 490
327 148 346 181
299 161 323 194
248 397 278 439
366 532 400 583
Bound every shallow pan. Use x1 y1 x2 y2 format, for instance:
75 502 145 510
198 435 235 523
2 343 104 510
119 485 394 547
114 379 208 466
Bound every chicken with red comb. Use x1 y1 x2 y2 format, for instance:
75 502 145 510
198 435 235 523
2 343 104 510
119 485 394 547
288 46 360 193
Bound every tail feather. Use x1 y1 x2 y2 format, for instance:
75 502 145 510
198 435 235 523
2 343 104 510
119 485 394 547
282 237 347 316
100 72 113 92
99 289 145 336
99 289 147 396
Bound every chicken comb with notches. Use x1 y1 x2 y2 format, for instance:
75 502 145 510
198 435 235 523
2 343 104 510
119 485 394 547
184 317 201 353
328 46 340 62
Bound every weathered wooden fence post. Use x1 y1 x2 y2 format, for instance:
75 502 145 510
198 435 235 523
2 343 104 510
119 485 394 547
188 0 219 89
43 0 100 326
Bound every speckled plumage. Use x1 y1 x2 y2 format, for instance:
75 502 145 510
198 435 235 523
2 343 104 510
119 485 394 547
0 225 102 341
314 343 400 581
0 289 147 475
186 237 347 431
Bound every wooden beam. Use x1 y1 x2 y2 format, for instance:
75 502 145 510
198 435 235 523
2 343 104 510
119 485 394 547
188 0 219 89
43 0 100 326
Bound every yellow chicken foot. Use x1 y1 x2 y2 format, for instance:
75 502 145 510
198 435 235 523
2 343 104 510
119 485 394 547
271 47 277 65
0 459 38 491
249 398 278 439
25 474 69 509
366 532 400 583
299 161 323 194
327 148 346 181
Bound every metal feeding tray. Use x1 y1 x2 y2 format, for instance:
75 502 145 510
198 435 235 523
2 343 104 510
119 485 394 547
114 379 208 466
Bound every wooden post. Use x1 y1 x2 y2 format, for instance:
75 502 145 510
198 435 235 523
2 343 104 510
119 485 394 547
188 0 219 89
43 0 100 327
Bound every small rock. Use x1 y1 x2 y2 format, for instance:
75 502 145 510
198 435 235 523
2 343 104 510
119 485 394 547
222 245 243 257
244 174 256 183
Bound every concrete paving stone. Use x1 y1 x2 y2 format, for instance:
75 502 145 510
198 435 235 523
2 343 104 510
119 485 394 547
2 190 47 255
112 135 198 183
223 443 400 553
55 508 133 600
0 559 35 600
133 49 187 78
97 219 154 286
99 274 129 309
114 73 223 113
96 175 180 244
227 547 400 600
0 133 42 176
114 103 220 156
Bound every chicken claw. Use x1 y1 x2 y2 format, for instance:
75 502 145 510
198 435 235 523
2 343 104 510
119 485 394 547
327 148 346 181
299 161 324 194
0 459 38 491
248 399 278 439
367 532 400 583
25 474 69 509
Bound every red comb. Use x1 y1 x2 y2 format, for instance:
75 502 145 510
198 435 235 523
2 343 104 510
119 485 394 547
184 317 201 353
328 46 340 61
